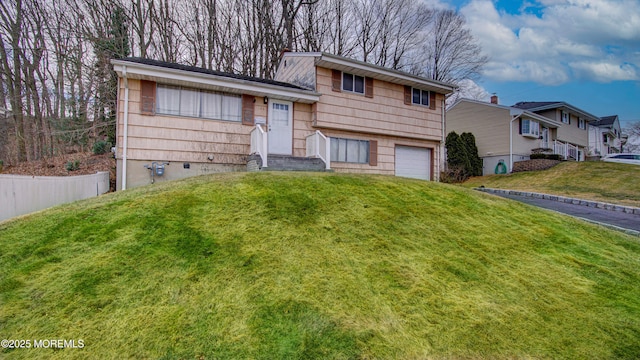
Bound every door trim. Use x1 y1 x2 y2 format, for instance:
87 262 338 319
267 99 293 155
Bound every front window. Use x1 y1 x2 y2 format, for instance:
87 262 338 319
521 119 540 138
156 84 242 122
578 118 586 129
561 111 569 124
330 137 369 163
412 88 430 106
342 72 365 94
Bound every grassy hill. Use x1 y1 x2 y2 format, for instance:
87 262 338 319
463 161 640 207
1 172 639 359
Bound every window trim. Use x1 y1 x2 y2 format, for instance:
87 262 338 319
521 119 540 138
155 84 243 123
411 88 430 107
330 137 370 164
341 72 366 95
578 118 586 129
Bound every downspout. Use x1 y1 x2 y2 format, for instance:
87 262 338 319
441 96 446 182
121 66 129 190
509 113 522 173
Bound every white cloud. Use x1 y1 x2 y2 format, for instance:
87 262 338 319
460 0 640 84
447 79 491 105
570 61 639 82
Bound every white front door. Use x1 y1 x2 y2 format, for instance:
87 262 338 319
268 100 293 155
541 127 549 148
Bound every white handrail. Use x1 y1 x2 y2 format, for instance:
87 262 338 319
305 130 331 170
250 124 268 167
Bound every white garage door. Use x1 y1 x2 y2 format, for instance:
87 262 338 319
395 146 431 180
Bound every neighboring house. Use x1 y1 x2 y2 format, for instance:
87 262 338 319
511 101 599 161
446 98 564 175
111 53 455 190
589 115 622 156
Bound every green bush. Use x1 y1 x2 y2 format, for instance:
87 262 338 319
529 153 563 161
65 160 80 171
460 132 483 176
445 131 483 181
92 140 112 155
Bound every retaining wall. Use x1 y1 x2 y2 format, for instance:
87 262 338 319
513 159 561 173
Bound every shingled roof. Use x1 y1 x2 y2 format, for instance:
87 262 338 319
512 101 562 110
512 101 600 122
596 115 618 126
118 57 306 90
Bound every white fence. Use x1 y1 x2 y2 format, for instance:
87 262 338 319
0 172 110 222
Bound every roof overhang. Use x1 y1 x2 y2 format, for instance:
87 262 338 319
521 110 563 128
297 52 457 95
111 59 321 104
449 98 563 128
525 102 600 123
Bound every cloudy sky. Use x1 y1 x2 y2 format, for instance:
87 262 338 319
437 0 640 126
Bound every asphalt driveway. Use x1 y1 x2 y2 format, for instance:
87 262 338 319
479 189 640 236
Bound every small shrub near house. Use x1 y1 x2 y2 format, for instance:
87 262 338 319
65 160 80 171
530 153 563 161
92 140 112 155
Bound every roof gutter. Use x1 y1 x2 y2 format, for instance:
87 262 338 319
314 53 457 94
111 60 321 104
509 112 522 174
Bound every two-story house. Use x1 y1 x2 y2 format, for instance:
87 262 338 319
511 101 598 161
111 52 455 190
446 98 598 175
589 115 622 156
447 98 563 175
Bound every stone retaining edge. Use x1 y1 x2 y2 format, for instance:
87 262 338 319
474 187 640 215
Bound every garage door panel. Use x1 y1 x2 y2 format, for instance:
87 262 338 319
395 146 431 180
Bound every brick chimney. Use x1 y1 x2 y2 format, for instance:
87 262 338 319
490 94 498 104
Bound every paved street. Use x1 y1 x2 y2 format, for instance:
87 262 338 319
490 192 640 235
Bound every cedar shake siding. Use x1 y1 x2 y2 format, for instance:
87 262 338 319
113 54 455 189
291 102 441 177
116 78 266 165
314 67 443 141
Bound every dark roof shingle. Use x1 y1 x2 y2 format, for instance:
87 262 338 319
118 57 306 90
512 101 562 110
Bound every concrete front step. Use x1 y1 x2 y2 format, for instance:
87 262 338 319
247 154 329 172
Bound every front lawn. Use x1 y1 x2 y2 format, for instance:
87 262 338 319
463 161 640 207
1 172 639 359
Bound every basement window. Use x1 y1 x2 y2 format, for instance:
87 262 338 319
330 137 369 163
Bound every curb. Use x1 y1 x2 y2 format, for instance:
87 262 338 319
474 187 640 215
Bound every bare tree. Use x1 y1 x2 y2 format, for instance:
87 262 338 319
129 0 155 58
0 0 491 165
420 9 488 84
623 122 640 153
0 0 28 162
